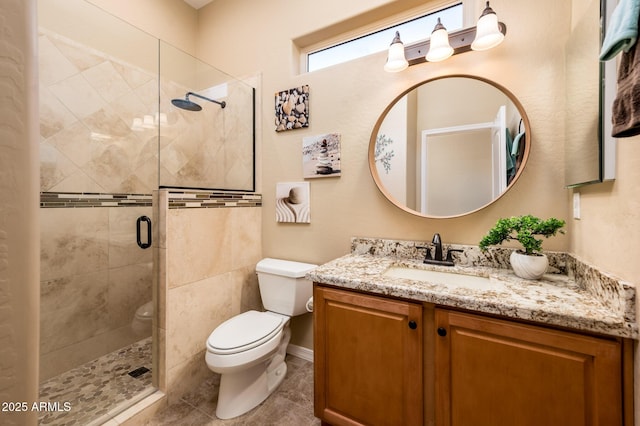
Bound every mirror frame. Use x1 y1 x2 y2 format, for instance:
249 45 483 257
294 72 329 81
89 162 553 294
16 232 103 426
564 0 616 187
368 74 531 219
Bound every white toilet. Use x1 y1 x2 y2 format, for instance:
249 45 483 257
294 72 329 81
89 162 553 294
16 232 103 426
205 258 317 419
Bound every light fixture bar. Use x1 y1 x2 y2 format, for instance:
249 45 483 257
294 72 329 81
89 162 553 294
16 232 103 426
403 22 506 67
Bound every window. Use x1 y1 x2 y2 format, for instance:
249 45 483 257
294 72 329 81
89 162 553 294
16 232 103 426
307 3 463 72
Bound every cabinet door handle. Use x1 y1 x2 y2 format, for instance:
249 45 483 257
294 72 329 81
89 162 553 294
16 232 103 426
408 320 418 330
437 327 447 337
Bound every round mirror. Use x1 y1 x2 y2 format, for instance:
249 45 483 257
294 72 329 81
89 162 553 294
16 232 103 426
369 75 530 218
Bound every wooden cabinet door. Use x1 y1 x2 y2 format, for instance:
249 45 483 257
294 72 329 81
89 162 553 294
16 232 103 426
314 285 423 426
435 309 623 426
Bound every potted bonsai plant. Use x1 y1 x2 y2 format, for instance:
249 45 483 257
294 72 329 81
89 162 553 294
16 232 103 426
479 215 566 279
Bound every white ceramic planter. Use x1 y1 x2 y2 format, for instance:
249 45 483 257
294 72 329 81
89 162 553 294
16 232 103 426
509 251 548 280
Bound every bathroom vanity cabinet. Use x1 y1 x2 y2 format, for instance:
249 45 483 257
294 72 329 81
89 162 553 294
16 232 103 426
314 284 633 426
313 285 424 426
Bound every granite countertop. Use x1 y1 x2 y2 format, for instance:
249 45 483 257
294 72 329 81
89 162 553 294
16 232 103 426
306 245 637 339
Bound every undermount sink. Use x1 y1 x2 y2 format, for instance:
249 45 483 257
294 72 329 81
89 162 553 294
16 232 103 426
383 266 499 289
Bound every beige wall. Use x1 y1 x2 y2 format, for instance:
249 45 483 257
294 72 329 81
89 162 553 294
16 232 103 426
571 142 640 424
196 0 571 264
571 145 640 282
0 0 40 425
196 0 571 348
87 0 198 55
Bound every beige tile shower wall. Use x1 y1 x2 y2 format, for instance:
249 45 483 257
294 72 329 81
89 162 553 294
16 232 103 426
38 30 159 194
157 196 262 402
39 206 153 380
159 78 255 191
39 26 255 194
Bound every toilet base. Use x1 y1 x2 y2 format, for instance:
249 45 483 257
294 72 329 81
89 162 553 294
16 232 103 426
215 328 290 419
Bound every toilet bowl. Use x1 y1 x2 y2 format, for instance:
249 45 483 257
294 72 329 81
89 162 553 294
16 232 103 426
205 258 316 419
131 301 153 337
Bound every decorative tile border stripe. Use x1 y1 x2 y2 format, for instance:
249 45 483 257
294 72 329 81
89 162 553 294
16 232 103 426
41 191 262 209
41 192 152 208
168 190 262 209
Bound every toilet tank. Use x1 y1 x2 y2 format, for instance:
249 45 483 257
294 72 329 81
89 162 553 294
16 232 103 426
256 258 317 316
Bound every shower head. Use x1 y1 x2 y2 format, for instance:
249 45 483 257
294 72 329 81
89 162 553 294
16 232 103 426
171 91 226 111
171 97 202 111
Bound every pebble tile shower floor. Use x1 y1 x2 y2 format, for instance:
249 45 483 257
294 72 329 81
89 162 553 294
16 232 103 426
38 337 154 425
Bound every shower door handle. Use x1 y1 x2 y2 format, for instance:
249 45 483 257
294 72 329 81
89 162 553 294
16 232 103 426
136 216 152 249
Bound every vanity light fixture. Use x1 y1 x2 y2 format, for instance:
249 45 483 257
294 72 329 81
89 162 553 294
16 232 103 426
471 1 505 51
384 1 506 72
384 31 409 72
426 18 454 62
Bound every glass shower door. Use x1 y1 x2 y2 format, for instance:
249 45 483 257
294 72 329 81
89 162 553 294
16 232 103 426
38 0 158 423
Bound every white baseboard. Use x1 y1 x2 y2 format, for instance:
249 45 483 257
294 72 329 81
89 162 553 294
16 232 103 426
286 344 314 362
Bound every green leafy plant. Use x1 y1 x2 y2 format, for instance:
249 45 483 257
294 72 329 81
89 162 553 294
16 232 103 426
479 215 566 255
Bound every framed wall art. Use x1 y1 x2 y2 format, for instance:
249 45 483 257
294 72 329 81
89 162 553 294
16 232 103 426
275 182 310 223
303 133 341 178
275 85 309 132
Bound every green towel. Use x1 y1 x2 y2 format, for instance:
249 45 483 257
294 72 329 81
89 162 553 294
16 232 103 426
511 132 525 157
600 0 640 61
506 128 515 177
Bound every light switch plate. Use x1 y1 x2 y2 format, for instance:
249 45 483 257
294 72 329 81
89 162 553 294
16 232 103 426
573 192 581 219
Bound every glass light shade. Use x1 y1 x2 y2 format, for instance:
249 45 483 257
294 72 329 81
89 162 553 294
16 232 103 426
384 33 408 72
471 11 504 51
426 27 453 62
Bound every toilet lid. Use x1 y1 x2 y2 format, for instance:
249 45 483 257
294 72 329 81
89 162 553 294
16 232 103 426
207 311 285 355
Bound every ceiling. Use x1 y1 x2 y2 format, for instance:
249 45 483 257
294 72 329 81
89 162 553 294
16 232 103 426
183 0 213 9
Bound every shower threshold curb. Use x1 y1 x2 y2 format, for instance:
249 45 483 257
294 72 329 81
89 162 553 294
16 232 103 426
100 390 166 426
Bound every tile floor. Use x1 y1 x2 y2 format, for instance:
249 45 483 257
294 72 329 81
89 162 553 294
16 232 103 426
39 337 155 425
38 339 318 425
143 355 320 425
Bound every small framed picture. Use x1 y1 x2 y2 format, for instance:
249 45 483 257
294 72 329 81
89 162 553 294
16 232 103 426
275 182 310 223
275 85 309 132
302 133 341 178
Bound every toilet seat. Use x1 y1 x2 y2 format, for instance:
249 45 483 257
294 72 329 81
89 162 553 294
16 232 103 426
207 310 285 355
